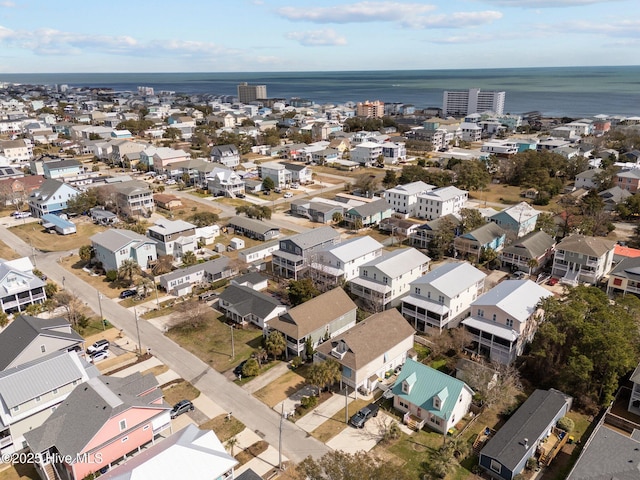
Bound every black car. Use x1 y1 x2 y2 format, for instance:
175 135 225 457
236 193 246 199
119 289 137 299
263 190 271 196
233 360 247 377
170 400 194 419
349 403 379 428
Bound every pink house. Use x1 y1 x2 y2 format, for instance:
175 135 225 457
25 373 171 480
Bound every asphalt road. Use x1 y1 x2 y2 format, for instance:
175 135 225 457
0 224 329 463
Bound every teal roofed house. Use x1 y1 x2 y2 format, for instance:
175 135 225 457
392 358 473 433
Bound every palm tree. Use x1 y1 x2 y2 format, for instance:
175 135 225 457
182 251 197 266
225 436 238 456
152 255 174 275
332 212 343 225
527 258 539 276
265 331 286 360
118 259 142 285
136 277 155 298
79 245 93 263
321 359 342 392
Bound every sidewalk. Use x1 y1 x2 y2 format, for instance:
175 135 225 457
295 391 355 433
109 356 162 378
242 361 290 394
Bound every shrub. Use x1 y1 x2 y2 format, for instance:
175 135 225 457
291 356 303 369
106 270 118 282
557 416 575 432
300 396 318 409
242 358 259 377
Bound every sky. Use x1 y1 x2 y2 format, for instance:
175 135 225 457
0 0 638 73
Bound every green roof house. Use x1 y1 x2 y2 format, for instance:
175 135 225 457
392 358 473 433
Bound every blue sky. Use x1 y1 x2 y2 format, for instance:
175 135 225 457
0 0 638 72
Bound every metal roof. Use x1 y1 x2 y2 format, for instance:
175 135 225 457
471 279 552 323
410 261 485 298
319 236 383 263
462 316 518 342
361 247 430 279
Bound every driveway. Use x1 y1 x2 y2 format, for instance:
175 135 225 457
326 411 398 454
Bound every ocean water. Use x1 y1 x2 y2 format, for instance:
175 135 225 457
2 66 640 117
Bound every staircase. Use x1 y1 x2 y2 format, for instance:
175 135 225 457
43 463 58 480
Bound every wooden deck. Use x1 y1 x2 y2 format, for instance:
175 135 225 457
472 426 496 454
538 427 569 466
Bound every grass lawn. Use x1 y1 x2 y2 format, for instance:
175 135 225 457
166 312 263 373
312 165 383 179
141 307 176 320
8 218 107 252
0 240 20 260
199 414 246 442
155 197 221 221
59 254 124 299
311 398 371 443
253 369 307 408
214 197 250 208
235 440 268 466
162 380 200 405
143 364 169 377
0 463 38 480
469 183 562 213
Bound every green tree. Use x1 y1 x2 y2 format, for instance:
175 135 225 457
265 331 286 359
535 212 557 237
187 211 219 227
136 277 155 298
44 282 58 298
353 174 379 196
262 176 276 191
452 160 491 191
304 337 315 359
428 216 456 260
0 312 8 328
163 127 181 139
353 217 364 231
242 358 260 377
182 251 197 266
118 258 142 284
79 245 93 263
225 436 238 456
321 359 342 392
287 278 320 306
152 255 174 275
66 188 99 215
460 208 486 233
307 363 326 397
382 169 397 188
332 212 343 225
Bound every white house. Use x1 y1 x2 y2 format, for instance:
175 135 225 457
401 262 486 333
147 219 196 261
350 141 383 167
416 186 468 221
384 181 435 217
91 229 158 272
310 236 384 287
258 161 292 189
382 142 407 164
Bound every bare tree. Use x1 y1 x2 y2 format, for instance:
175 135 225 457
172 299 209 330
54 291 89 329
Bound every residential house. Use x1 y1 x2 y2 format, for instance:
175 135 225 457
267 288 357 357
272 227 341 279
97 180 155 217
0 351 96 456
28 179 79 218
349 248 430 310
207 167 245 197
148 147 190 172
384 181 435 217
217 284 286 329
258 161 291 189
411 214 462 250
0 175 45 207
99 424 237 480
489 202 541 238
627 360 640 416
147 219 196 261
616 168 640 193
574 168 602 190
392 358 474 433
0 139 32 163
462 279 553 364
382 142 407 164
309 236 384 287
416 186 468 221
480 389 572 480
0 258 47 314
350 141 383 167
153 193 183 211
344 198 394 228
551 234 615 286
0 314 84 370
230 272 268 291
401 262 486 333
280 162 312 184
42 159 83 180
599 186 632 211
378 217 421 241
238 239 281 265
499 230 556 274
210 144 240 168
25 373 172 480
606 256 640 297
227 216 280 241
159 257 237 296
454 223 507 261
91 229 158 272
314 309 415 395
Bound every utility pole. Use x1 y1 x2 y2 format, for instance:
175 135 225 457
97 290 105 331
345 386 349 424
134 308 142 355
230 324 235 359
153 281 160 308
279 403 284 471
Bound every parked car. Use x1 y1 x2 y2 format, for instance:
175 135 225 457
236 193 246 199
547 277 559 286
89 350 109 363
119 289 137 299
283 192 293 199
513 271 528 279
349 403 379 428
290 183 300 189
263 190 271 196
165 179 177 185
12 211 31 219
198 291 218 301
170 400 194 419
87 339 110 354
274 188 282 194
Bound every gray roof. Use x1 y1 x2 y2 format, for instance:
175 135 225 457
160 256 230 283
501 230 556 259
218 284 283 319
575 168 602 180
318 236 383 263
347 198 392 217
566 423 640 480
0 351 90 409
104 180 152 196
45 159 81 170
91 228 154 252
286 226 340 250
599 186 632 204
227 216 280 236
411 261 485 298
610 256 640 280
0 315 83 370
236 469 263 480
24 373 165 458
148 218 196 236
481 389 571 472
31 179 77 202
460 222 505 244
472 279 552 323
232 272 267 286
555 234 616 257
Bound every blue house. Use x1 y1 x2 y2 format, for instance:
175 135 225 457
42 159 83 179
344 198 394 228
41 214 76 235
480 389 572 480
28 179 80 219
490 202 541 238
454 222 506 261
392 358 474 433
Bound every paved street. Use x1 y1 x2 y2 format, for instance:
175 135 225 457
0 224 329 462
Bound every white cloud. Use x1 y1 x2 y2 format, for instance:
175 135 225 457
543 19 640 38
406 10 503 28
483 0 622 7
430 33 494 44
0 1 16 7
286 29 347 46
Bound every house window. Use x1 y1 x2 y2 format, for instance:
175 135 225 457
53 388 58 394
490 460 502 474
119 419 127 431
438 295 444 303
40 345 46 353
477 309 484 317
399 400 409 409
506 319 514 328
121 437 128 443
363 270 368 277
415 287 421 295
12 406 19 412
492 314 496 322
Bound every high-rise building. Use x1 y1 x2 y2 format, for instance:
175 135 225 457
237 82 267 103
356 100 385 118
442 88 505 117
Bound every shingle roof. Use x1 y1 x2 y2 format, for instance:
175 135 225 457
348 198 392 217
609 256 640 280
148 219 195 236
91 228 154 252
227 216 280 236
319 236 383 263
481 389 570 472
460 222 505 245
555 234 616 257
315 309 414 371
0 315 83 370
268 288 356 339
501 230 556 259
411 261 485 298
491 202 541 223
287 226 340 250
31 179 77 202
24 373 166 458
218 284 283 319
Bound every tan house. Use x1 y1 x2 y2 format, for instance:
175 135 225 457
314 309 415 395
153 193 183 210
